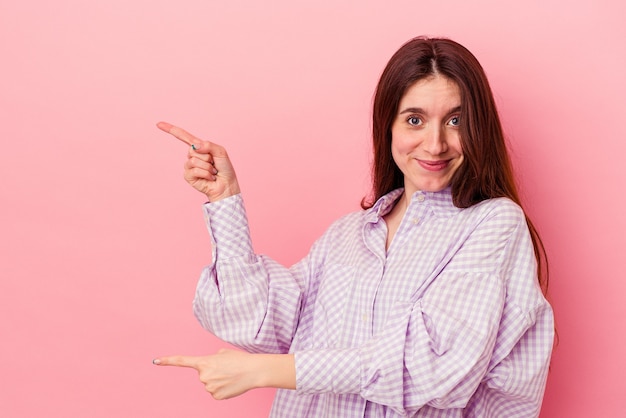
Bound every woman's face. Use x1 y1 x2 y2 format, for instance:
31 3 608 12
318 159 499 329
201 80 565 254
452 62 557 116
391 75 464 196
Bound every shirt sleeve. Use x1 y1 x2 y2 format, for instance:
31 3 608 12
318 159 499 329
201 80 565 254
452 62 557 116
465 205 554 417
295 201 554 417
192 194 308 354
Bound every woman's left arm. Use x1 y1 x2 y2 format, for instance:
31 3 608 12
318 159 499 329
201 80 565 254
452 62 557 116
152 268 503 404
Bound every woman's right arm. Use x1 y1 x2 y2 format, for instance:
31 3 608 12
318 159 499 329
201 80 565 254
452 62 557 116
193 194 310 354
158 122 316 354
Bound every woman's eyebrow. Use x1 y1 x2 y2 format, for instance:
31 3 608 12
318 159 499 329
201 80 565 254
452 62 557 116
398 105 462 115
398 107 425 115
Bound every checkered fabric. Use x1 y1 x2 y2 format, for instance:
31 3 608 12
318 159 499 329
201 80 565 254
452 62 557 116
193 188 553 417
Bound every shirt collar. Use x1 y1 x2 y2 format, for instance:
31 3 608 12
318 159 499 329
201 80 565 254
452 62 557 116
368 187 461 221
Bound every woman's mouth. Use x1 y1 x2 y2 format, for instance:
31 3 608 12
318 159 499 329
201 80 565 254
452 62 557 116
417 159 450 171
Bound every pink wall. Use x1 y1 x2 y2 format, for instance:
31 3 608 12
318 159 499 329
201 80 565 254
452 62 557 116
1 1 625 416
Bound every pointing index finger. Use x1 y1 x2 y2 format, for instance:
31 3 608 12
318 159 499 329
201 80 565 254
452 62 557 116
156 121 197 147
153 355 200 369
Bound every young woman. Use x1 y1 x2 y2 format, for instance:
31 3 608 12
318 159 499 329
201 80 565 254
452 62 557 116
154 37 554 418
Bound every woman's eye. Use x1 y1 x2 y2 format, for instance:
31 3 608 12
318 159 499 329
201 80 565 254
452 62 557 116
407 116 422 126
448 116 460 126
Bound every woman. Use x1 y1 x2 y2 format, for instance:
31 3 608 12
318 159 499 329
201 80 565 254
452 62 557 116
154 37 554 417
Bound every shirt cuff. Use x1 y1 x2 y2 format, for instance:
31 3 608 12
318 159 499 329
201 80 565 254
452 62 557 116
202 194 253 260
295 348 361 394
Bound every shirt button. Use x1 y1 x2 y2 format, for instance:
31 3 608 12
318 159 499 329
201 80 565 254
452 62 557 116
417 194 425 202
412 218 420 225
362 314 368 322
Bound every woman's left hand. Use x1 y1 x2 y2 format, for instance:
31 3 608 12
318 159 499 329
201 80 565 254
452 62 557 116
153 349 296 399
153 349 260 399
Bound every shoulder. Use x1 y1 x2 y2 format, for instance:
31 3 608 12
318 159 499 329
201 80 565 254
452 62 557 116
469 197 524 218
462 197 527 232
445 198 531 265
323 208 370 237
300 208 369 269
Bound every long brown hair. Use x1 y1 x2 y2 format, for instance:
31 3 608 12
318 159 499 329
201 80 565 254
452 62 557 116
363 36 549 294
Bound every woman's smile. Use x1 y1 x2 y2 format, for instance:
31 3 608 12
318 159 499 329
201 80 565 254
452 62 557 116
416 158 452 171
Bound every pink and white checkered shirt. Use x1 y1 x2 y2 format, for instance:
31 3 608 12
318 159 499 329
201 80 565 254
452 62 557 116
193 188 553 417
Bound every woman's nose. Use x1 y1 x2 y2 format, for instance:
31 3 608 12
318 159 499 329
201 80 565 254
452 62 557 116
423 126 448 155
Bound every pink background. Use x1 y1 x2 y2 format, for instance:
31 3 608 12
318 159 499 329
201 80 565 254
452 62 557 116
1 0 625 416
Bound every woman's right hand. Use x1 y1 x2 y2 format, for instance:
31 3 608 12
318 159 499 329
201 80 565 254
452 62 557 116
157 121 241 202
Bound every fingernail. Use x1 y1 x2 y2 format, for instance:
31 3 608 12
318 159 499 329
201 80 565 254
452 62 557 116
152 358 161 365
191 144 197 151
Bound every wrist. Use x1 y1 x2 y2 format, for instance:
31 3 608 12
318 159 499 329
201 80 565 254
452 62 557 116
206 184 241 203
255 353 296 390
